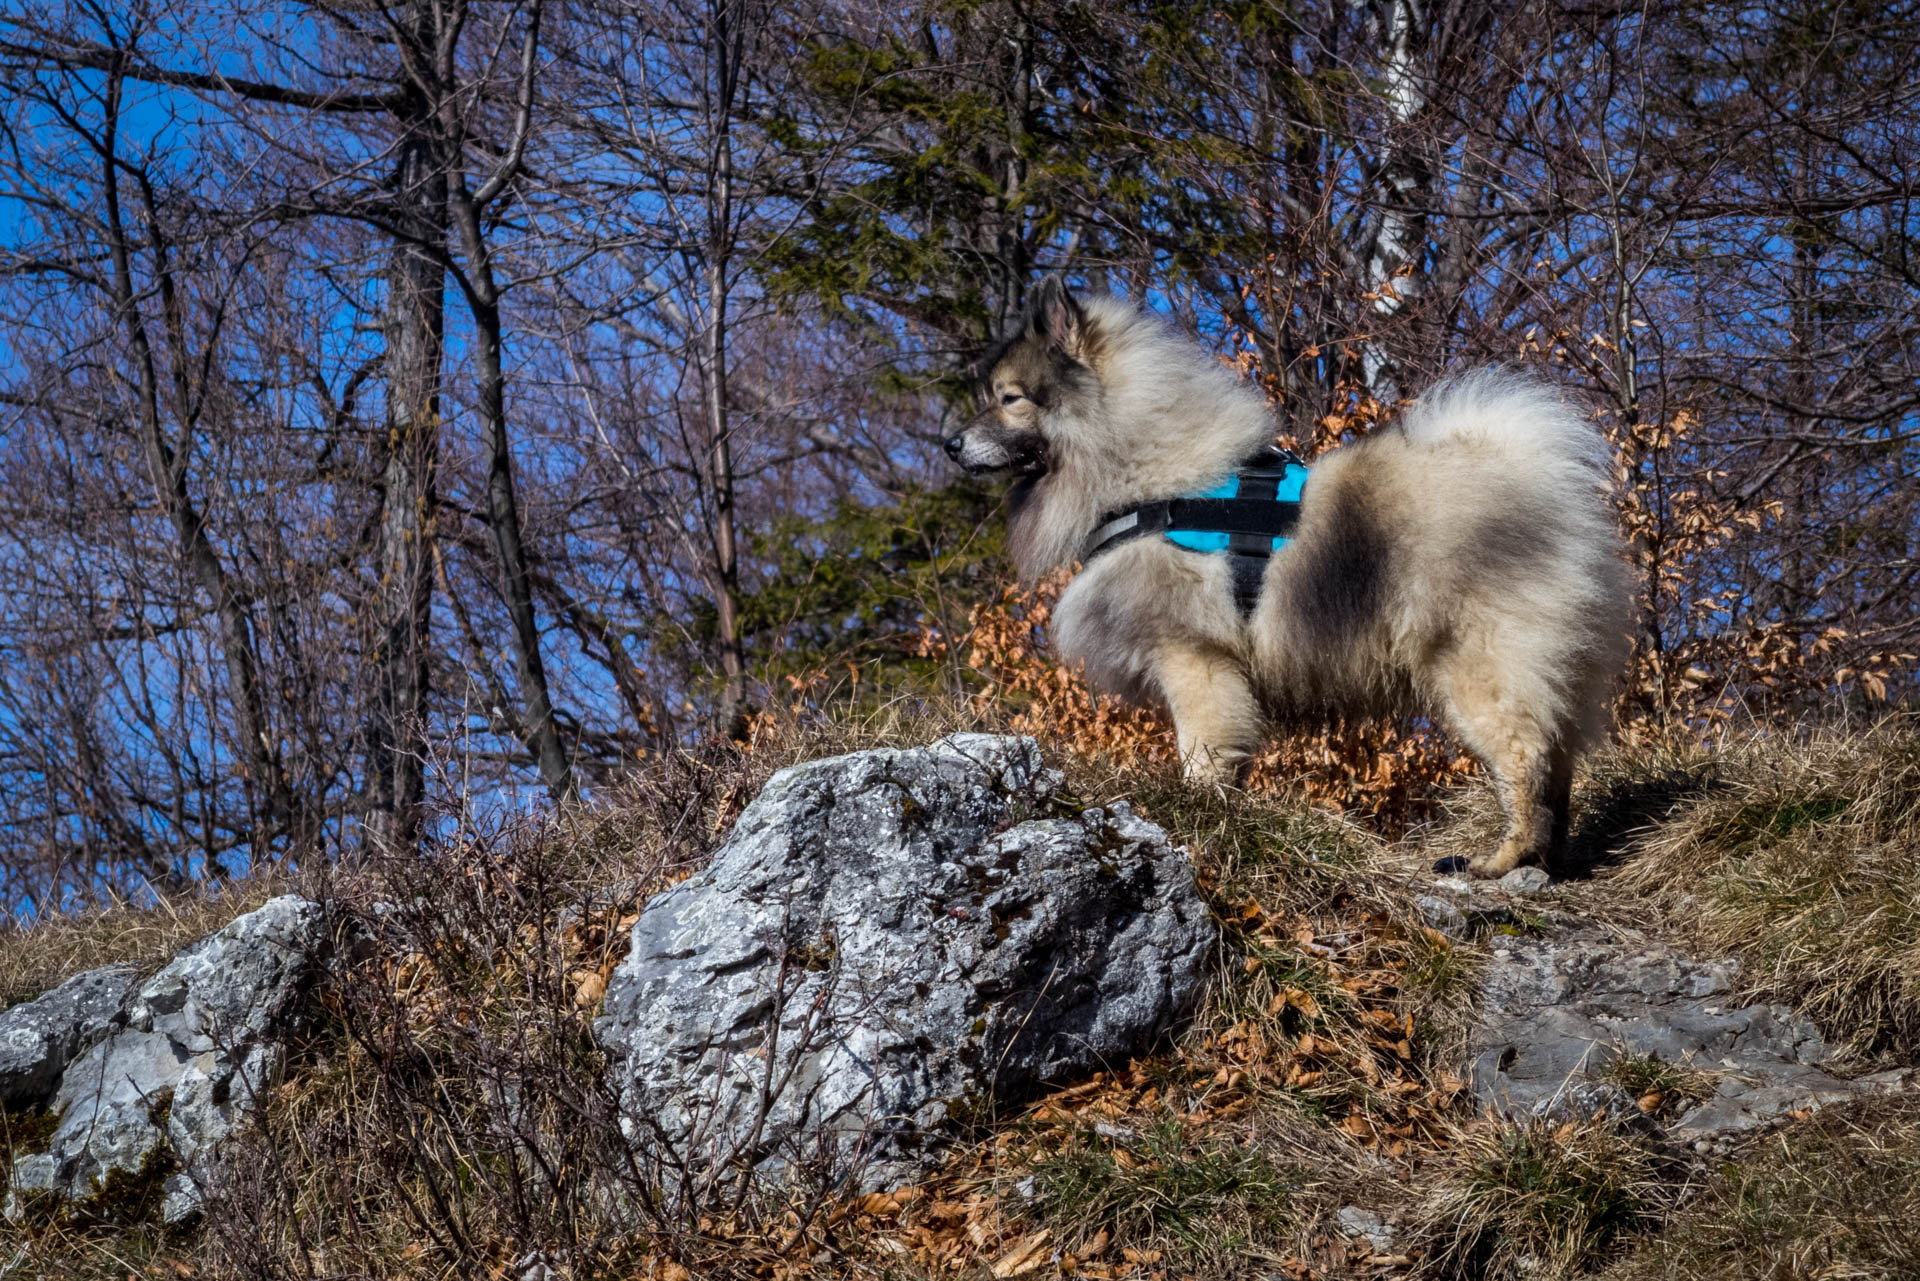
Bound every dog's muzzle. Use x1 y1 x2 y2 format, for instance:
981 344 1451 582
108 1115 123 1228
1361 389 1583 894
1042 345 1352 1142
944 429 1010 474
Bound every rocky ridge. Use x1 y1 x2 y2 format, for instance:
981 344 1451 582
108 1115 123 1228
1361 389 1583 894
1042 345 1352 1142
1 735 1910 1257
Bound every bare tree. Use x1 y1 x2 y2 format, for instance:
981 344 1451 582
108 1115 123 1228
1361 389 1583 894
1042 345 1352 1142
440 0 576 797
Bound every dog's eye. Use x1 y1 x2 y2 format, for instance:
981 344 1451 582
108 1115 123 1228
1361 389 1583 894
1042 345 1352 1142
1000 392 1023 406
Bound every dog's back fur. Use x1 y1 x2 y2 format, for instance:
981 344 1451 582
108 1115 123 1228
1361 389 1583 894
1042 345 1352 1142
1255 368 1626 744
950 283 1632 876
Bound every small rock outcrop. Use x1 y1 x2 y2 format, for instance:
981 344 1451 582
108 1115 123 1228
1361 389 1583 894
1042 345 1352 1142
595 734 1216 1192
1466 929 1908 1150
4 895 330 1224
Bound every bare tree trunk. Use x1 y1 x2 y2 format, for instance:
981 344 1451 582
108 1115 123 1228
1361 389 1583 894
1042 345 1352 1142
446 3 575 798
993 9 1034 335
471 286 575 793
704 0 749 738
1357 0 1429 403
365 0 449 847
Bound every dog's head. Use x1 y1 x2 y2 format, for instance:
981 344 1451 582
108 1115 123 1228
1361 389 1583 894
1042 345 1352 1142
943 276 1101 479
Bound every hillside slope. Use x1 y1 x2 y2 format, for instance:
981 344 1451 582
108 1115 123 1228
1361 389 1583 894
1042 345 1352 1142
3 717 1918 1280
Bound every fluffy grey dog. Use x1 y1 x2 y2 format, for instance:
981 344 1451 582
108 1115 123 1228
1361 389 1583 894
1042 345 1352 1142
945 279 1630 878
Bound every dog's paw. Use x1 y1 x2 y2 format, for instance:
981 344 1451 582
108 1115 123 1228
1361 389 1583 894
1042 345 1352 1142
1430 855 1471 875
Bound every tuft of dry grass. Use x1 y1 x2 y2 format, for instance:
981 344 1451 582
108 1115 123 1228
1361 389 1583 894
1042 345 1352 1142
1016 1115 1296 1269
1590 1052 1715 1120
1417 1115 1677 1279
1611 716 1920 1055
1602 1095 1920 1280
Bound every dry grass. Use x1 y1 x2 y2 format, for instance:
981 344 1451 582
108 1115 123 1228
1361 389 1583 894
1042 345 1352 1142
21 711 1920 1279
1590 1052 1715 1120
1416 1115 1678 1279
0 873 297 1008
1416 732 1719 881
0 704 1495 1280
1602 1095 1920 1280
1016 1115 1297 1269
1610 715 1920 1055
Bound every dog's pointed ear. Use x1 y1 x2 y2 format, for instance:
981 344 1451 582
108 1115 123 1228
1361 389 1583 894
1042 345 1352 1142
1030 275 1086 358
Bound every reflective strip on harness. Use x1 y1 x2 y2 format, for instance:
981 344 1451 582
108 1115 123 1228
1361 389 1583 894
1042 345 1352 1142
1085 509 1143 552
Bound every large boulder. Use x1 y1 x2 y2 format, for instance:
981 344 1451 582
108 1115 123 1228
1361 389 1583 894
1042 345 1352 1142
595 734 1216 1192
5 895 329 1224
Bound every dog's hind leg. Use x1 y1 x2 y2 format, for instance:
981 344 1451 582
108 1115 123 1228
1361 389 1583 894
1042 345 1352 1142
1154 646 1262 785
1437 665 1566 878
1538 736 1575 873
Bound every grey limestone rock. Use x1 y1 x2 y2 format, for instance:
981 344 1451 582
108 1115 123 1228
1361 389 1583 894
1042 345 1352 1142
1497 866 1554 894
1414 894 1469 936
1334 1206 1398 1254
1525 1079 1657 1133
5 895 329 1224
595 734 1216 1192
0 965 139 1109
1469 933 1907 1144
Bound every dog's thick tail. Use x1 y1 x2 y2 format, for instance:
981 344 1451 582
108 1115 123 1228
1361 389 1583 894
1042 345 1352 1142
1392 366 1630 753
1396 366 1615 487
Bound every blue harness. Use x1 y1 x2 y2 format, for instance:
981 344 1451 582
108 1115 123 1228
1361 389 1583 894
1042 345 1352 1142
1082 446 1307 612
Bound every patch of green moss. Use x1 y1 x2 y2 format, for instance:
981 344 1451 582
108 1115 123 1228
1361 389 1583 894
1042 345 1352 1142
788 930 838 972
2 1091 180 1230
145 1086 173 1131
2 1104 59 1159
944 1088 995 1130
74 1143 177 1229
1 1103 60 1206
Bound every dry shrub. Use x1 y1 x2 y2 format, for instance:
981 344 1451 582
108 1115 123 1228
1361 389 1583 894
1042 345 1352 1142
1611 716 1920 1055
1606 408 1912 736
1601 1095 1920 1280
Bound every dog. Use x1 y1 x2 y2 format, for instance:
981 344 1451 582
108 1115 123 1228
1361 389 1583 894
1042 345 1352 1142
944 277 1631 878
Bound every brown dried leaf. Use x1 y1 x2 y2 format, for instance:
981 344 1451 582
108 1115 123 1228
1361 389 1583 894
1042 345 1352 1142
990 1229 1052 1277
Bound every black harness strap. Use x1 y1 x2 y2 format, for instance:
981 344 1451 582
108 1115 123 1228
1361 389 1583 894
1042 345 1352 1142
1227 555 1268 611
1083 446 1306 614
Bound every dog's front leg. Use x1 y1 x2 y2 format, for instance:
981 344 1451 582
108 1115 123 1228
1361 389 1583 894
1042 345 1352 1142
1154 646 1263 784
